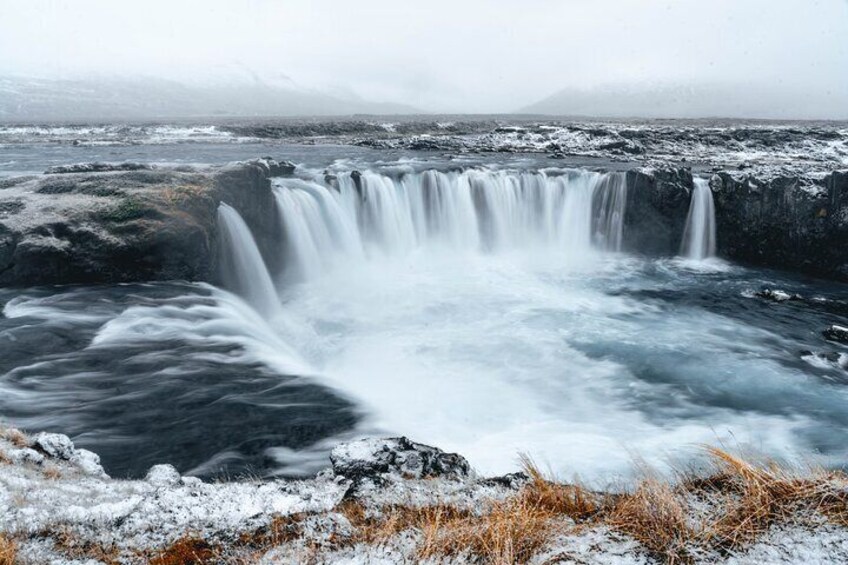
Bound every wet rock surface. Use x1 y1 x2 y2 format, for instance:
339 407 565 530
0 155 846 285
45 162 153 174
755 289 804 302
823 325 848 345
713 170 848 280
0 158 296 286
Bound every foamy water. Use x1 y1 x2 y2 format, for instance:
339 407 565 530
1 165 847 481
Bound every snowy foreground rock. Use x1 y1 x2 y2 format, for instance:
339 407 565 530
1 429 847 564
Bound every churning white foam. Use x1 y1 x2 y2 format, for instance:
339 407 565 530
206 168 835 481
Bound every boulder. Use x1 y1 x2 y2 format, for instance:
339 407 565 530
32 431 107 477
755 289 803 303
330 437 470 482
146 464 182 487
32 432 77 460
823 325 848 345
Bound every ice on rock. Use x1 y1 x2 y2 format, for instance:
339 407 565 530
32 432 76 460
330 437 471 482
6 447 45 466
145 464 181 487
31 432 107 477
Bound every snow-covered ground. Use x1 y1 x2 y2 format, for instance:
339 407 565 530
2 120 846 179
1 428 847 564
351 121 848 177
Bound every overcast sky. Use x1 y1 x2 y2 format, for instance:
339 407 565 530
1 0 847 115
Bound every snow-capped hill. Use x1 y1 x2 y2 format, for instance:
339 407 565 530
520 83 848 120
0 75 419 121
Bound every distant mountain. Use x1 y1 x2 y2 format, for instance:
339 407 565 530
519 83 848 120
0 76 419 121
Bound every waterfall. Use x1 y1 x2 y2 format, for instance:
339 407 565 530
216 203 280 316
270 168 630 282
681 178 717 260
592 172 628 251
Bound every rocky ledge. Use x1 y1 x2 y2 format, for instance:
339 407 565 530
1 428 847 564
0 158 294 286
0 158 846 286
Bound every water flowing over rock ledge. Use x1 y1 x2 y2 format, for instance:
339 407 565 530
0 158 846 287
1 427 846 564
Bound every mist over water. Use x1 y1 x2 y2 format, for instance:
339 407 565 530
0 149 846 480
203 166 848 481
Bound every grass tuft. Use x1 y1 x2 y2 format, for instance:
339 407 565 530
6 445 847 565
149 536 221 565
608 478 694 564
49 526 120 564
335 448 848 564
520 454 603 520
0 534 17 565
0 428 28 448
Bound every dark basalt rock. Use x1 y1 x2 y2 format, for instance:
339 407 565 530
0 200 24 216
755 289 803 303
480 472 531 490
0 159 291 286
324 171 339 190
823 325 848 345
801 350 848 371
712 171 848 280
621 167 692 255
258 157 296 177
1 157 847 287
45 162 153 174
349 170 364 199
619 167 848 281
330 437 470 484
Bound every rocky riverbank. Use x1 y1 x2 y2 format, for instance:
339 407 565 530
0 159 293 287
1 427 846 564
0 158 846 287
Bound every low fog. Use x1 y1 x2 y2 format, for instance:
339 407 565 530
1 0 847 119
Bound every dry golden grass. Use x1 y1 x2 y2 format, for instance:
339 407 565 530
332 448 848 565
340 497 556 565
0 428 28 448
0 428 28 467
608 478 694 564
8 447 846 565
48 526 121 564
239 514 306 548
149 535 221 565
519 454 604 520
42 464 62 480
695 448 848 552
0 534 17 565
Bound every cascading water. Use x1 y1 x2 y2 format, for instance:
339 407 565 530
592 172 628 251
196 166 847 480
216 203 280 316
3 161 844 483
271 168 628 281
681 177 717 260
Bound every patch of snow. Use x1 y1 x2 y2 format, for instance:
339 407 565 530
719 523 848 565
145 464 181 487
532 527 655 565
